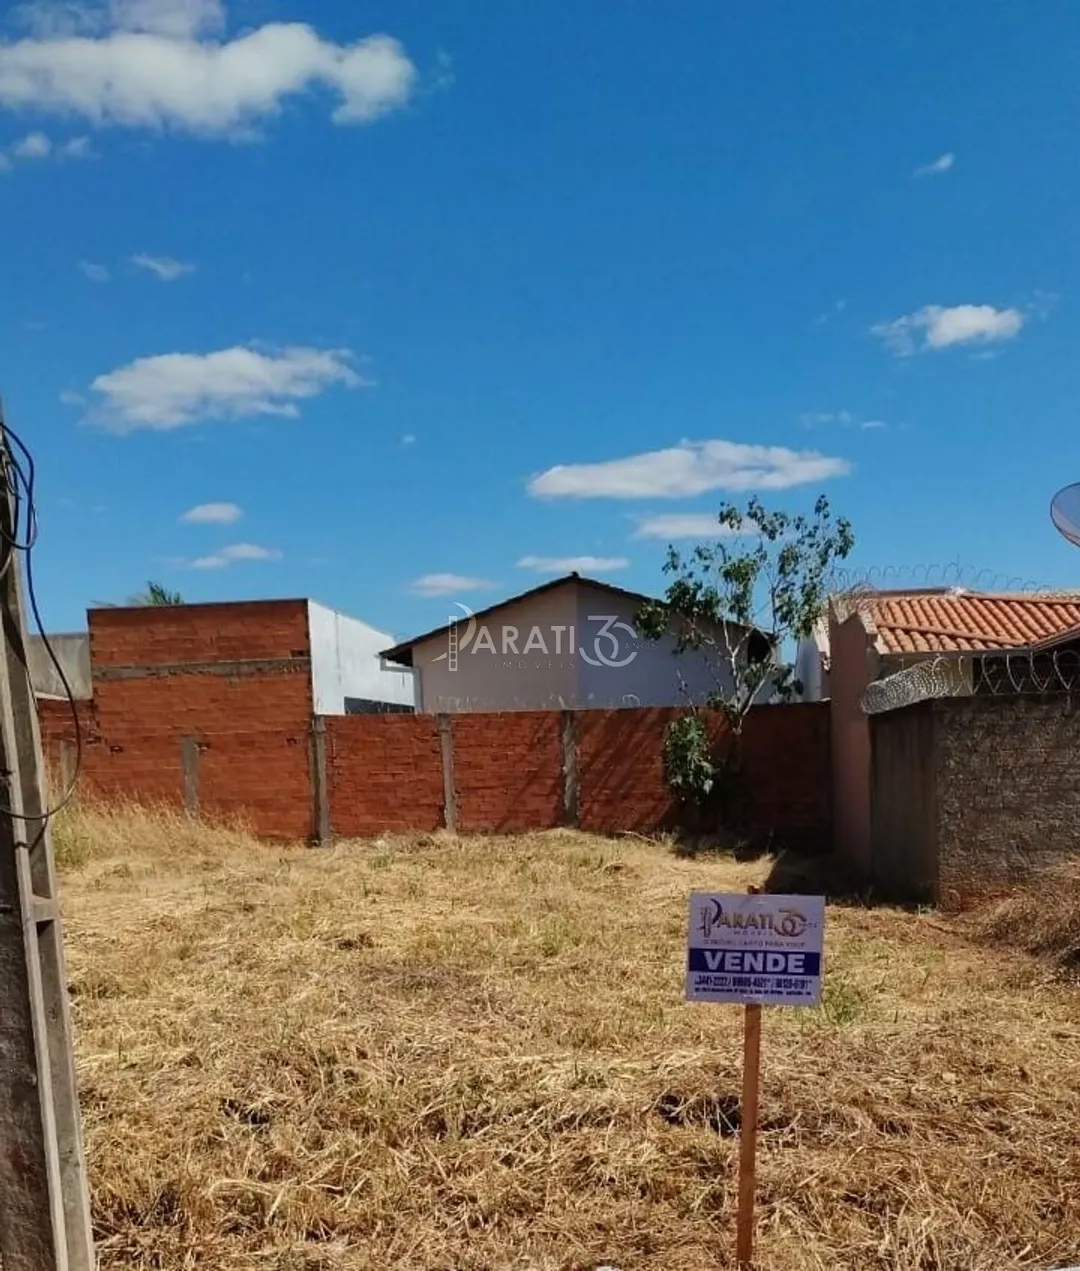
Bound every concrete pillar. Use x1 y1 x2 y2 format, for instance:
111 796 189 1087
437 714 457 831
180 736 200 816
561 710 580 827
309 716 331 846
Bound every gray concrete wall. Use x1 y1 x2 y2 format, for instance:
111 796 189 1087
308 603 416 714
574 585 737 708
409 579 744 713
933 694 1080 908
411 585 579 712
27 634 91 700
868 702 937 902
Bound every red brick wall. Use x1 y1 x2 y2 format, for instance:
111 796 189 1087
36 618 832 848
326 714 444 836
325 705 830 843
35 601 316 837
577 705 829 843
37 696 90 755
740 703 832 844
452 712 564 832
577 707 695 833
88 600 311 667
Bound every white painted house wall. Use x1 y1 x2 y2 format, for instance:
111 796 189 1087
307 602 416 714
795 628 829 702
574 586 736 707
401 579 747 713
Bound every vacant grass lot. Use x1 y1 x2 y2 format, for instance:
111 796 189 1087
56 805 1080 1271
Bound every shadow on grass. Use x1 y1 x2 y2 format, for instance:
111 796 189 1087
667 826 923 912
764 850 924 912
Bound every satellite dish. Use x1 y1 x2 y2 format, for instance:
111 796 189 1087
1051 483 1080 548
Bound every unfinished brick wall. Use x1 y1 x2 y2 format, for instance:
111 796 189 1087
740 703 832 847
34 606 833 847
39 602 316 838
326 714 444 836
451 712 564 833
37 696 95 792
577 705 830 845
577 707 698 833
323 704 831 844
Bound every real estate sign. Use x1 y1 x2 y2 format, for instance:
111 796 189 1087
686 891 825 1007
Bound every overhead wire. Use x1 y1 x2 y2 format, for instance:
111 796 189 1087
0 414 83 822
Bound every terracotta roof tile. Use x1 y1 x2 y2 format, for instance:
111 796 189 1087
863 591 1080 656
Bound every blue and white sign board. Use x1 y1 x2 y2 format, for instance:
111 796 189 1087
686 892 826 1007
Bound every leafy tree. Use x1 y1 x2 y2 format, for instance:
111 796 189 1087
636 494 854 806
129 581 184 607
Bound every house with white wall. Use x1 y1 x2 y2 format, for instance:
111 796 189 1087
380 573 773 713
34 601 417 715
308 601 416 714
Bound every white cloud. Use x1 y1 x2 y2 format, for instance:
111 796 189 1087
872 303 1024 356
131 251 193 280
0 2 417 137
812 297 847 326
432 48 455 92
914 152 954 178
59 134 94 157
401 432 416 445
528 440 851 500
4 129 94 164
408 573 497 597
13 129 51 156
58 388 85 405
14 1 223 37
516 555 629 574
800 410 853 428
181 500 241 524
89 344 362 431
191 541 279 569
78 259 109 281
800 410 889 431
109 0 226 39
633 513 734 540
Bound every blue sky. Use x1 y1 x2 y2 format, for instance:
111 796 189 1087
2 0 1080 638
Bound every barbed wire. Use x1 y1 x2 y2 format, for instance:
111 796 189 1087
828 560 1070 605
861 649 1080 714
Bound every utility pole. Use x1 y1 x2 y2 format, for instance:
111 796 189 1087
0 422 95 1270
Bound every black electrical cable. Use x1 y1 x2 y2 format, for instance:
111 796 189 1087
0 417 83 822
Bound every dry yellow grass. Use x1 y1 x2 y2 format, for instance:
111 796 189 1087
52 803 1080 1271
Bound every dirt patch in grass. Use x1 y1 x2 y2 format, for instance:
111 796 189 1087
58 804 1080 1270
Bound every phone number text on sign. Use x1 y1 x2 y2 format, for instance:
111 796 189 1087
686 892 826 1008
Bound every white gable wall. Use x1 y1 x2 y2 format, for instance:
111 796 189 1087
574 583 735 708
409 585 579 712
308 602 416 714
406 579 742 712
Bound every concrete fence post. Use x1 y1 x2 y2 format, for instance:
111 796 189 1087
58 739 76 800
437 713 458 831
180 736 200 816
561 710 580 828
309 716 331 846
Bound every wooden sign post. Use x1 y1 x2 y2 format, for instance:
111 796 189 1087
736 998 762 1266
685 888 826 1270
